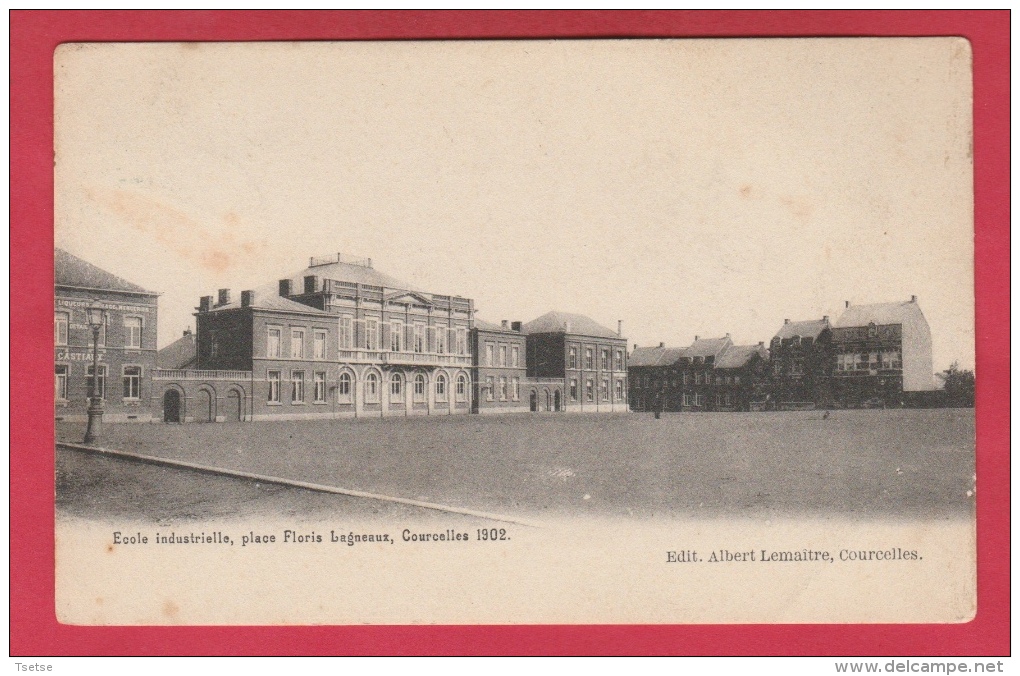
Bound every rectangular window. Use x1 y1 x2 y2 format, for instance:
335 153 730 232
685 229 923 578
313 372 326 403
615 350 624 371
313 330 326 360
585 378 594 402
122 365 141 400
486 343 495 367
682 373 689 386
339 315 353 349
435 324 447 354
414 323 425 353
601 349 610 371
366 319 379 350
695 372 703 385
683 393 691 407
456 375 467 402
600 379 609 401
570 379 578 401
55 365 68 400
291 329 305 359
734 375 741 385
291 371 305 403
715 394 723 406
790 358 804 375
500 345 508 367
694 393 703 407
512 377 520 401
85 365 107 400
391 321 404 351
486 376 494 401
267 370 281 403
457 328 467 355
55 313 68 346
511 345 520 368
615 379 624 401
267 328 281 358
209 330 219 358
568 347 578 369
585 348 594 370
499 376 508 401
124 316 142 348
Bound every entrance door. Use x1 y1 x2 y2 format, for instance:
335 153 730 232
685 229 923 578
554 390 561 412
163 389 181 423
197 389 213 422
228 390 243 421
529 391 538 412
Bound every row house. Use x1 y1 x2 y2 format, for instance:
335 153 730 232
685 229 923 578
472 319 529 414
55 249 159 423
628 335 767 412
767 317 833 410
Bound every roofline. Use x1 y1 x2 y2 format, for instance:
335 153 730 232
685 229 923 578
194 306 332 318
526 329 626 340
55 283 159 297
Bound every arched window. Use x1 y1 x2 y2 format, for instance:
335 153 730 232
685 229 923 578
390 373 402 401
456 374 467 402
338 372 352 402
414 373 426 401
435 373 447 401
365 373 379 403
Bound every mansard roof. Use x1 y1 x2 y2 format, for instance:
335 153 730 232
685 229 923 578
834 299 926 328
523 311 621 339
774 318 830 340
293 257 420 292
55 248 156 295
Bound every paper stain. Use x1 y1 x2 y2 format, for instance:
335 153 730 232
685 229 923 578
779 195 815 223
162 600 180 620
86 187 268 275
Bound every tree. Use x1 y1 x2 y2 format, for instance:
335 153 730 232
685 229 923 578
939 362 975 407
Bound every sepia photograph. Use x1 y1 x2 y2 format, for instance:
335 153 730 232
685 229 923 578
51 37 976 626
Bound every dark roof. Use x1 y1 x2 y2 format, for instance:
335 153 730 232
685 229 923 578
204 283 331 315
55 248 155 295
290 259 419 292
629 346 688 367
716 344 766 369
834 300 924 328
523 311 621 339
774 318 830 340
474 318 520 333
686 336 731 359
158 332 197 369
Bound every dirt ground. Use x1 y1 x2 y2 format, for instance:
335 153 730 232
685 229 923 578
55 408 975 523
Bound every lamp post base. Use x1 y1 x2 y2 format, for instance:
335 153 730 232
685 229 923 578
83 399 104 445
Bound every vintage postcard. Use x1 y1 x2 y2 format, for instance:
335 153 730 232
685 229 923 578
53 38 975 625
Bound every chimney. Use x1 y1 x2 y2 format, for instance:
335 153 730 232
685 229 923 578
617 320 623 337
304 275 319 294
845 300 851 308
784 318 790 324
217 289 231 306
241 290 255 308
564 321 572 333
501 320 509 329
695 335 700 341
911 295 917 303
279 279 292 296
633 343 638 351
367 258 372 268
823 315 829 323
199 296 213 312
183 328 193 337
659 342 665 348
758 341 765 347
511 321 522 332
725 332 731 339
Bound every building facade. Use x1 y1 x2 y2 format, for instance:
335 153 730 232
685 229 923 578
471 320 529 414
767 317 833 410
829 297 935 407
524 311 629 413
55 248 159 423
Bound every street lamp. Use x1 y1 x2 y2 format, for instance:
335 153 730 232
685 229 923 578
83 303 106 445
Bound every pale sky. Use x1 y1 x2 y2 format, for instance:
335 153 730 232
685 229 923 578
55 39 974 369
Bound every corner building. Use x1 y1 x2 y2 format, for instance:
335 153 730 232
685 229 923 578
55 249 159 423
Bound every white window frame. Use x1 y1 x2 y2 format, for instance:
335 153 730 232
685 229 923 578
435 374 448 402
456 374 467 402
267 370 281 403
313 371 326 403
365 373 379 403
601 378 609 401
486 343 495 367
291 329 305 359
585 348 594 370
568 347 577 369
413 373 426 401
512 377 520 401
365 318 379 350
585 378 594 402
55 364 68 401
414 323 425 353
511 345 520 368
391 321 404 352
86 364 107 401
313 330 327 360
499 376 508 401
485 376 495 402
435 324 447 354
291 370 305 403
500 345 508 367
570 378 578 401
339 315 354 350
122 365 142 400
390 373 403 401
338 372 352 402
124 316 143 349
267 328 282 358
55 312 68 346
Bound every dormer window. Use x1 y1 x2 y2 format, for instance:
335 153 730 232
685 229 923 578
867 322 878 338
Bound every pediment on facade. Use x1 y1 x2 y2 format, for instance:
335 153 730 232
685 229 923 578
385 291 434 307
